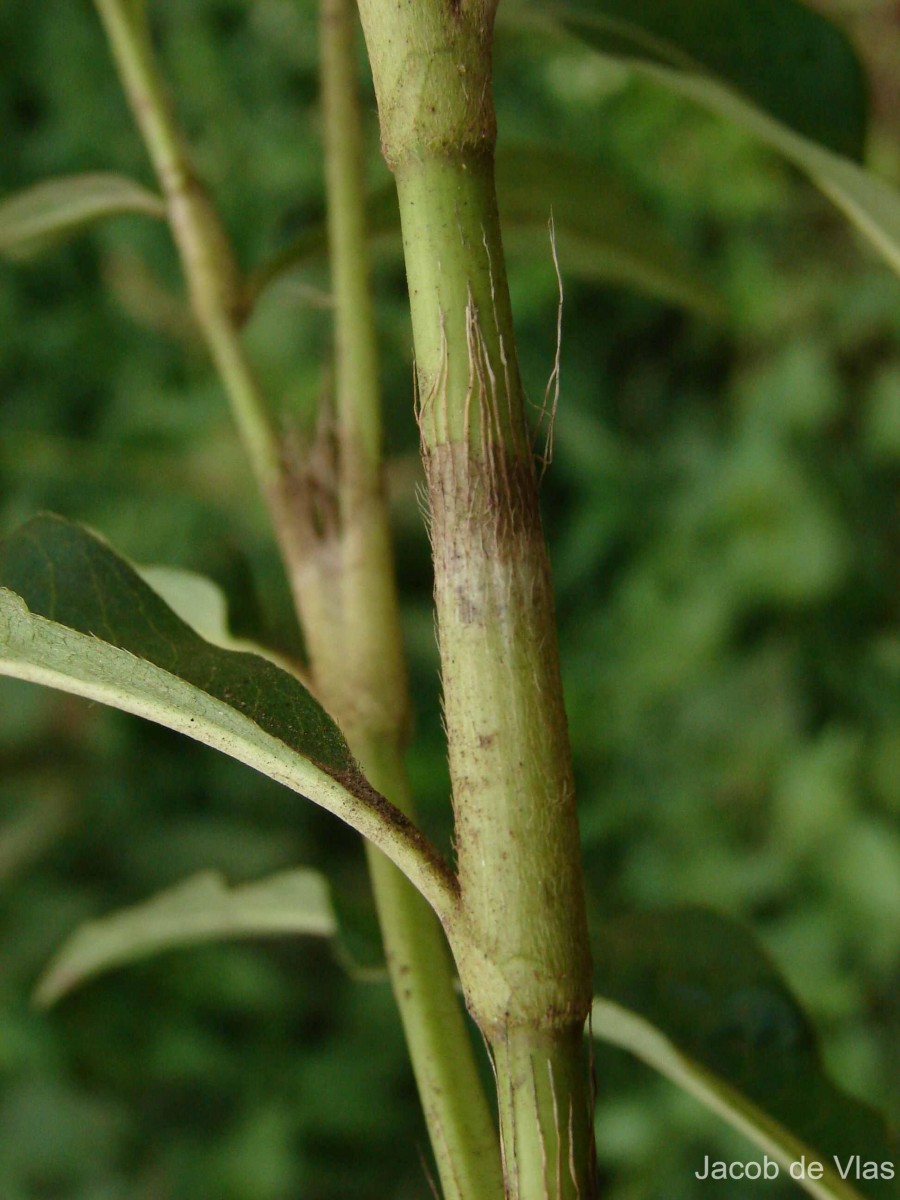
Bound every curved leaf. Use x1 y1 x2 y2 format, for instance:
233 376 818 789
35 868 337 1007
248 145 721 316
0 173 165 260
521 5 900 279
633 65 900 281
542 0 867 159
137 564 306 678
0 516 458 925
591 909 897 1200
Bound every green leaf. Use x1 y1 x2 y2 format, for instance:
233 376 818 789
0 516 458 924
638 68 900 280
35 868 336 1007
0 173 166 260
542 0 867 159
248 145 722 316
527 4 900 279
137 564 305 677
591 909 897 1200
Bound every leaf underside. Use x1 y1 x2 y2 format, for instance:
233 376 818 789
0 516 457 923
592 909 897 1200
0 173 165 259
524 1 900 279
35 868 337 1007
0 515 350 773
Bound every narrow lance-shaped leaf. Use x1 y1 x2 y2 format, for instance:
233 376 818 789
539 0 868 159
516 1 900 279
248 144 722 317
591 909 897 1200
0 173 166 260
35 868 336 1007
0 516 459 926
633 65 900 282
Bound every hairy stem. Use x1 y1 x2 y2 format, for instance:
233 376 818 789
270 3 504 1197
357 2 596 1197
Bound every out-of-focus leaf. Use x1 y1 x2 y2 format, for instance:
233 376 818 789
35 868 336 1006
137 565 237 646
0 516 457 923
591 909 897 1200
538 0 867 159
248 145 722 316
0 174 165 259
629 64 900 280
522 5 900 278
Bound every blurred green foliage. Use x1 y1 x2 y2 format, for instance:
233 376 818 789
1 1 898 1197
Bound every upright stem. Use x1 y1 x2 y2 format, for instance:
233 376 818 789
92 0 280 497
356 3 596 1198
274 3 504 1198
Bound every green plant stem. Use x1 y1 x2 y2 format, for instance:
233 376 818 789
270 4 504 1198
356 734 503 1200
357 3 596 1197
91 0 280 495
91 14 501 1189
492 1028 596 1200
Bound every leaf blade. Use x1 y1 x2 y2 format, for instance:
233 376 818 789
0 517 458 925
527 5 900 279
632 59 900 280
547 0 868 159
591 909 897 1200
0 173 166 259
35 868 337 1007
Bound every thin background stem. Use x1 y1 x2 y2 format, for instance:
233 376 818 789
92 0 280 495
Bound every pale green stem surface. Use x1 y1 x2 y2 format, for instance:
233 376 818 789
356 2 597 1196
92 0 281 493
492 1027 596 1200
397 155 528 455
295 4 505 1198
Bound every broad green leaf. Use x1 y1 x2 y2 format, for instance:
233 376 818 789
541 0 867 159
0 516 457 924
248 145 721 316
137 565 242 646
35 868 336 1007
0 173 165 260
525 5 900 279
137 564 304 677
591 909 897 1200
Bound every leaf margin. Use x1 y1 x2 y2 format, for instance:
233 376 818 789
0 516 459 929
35 867 338 1008
0 172 166 259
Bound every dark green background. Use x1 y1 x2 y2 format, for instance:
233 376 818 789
1 1 898 1197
